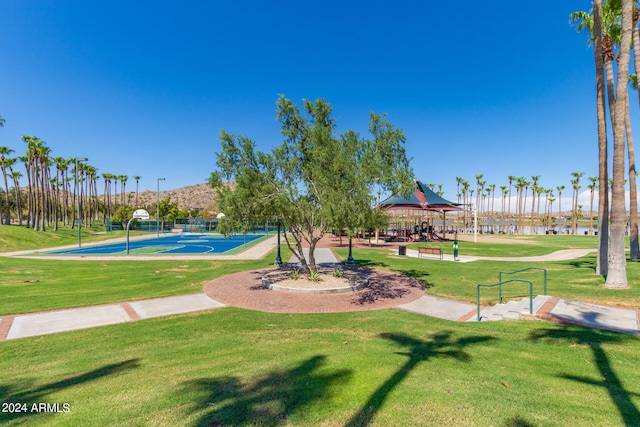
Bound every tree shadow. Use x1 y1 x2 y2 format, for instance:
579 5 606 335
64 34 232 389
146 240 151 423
345 331 494 426
351 269 426 305
390 268 433 288
502 415 538 427
564 257 597 271
185 355 352 426
349 258 388 269
528 327 640 426
0 359 140 423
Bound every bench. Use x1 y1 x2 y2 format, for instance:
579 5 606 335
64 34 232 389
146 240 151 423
418 246 443 259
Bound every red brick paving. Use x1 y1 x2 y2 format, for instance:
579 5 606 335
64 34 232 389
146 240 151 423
297 233 394 250
122 303 141 321
203 234 425 313
203 268 425 314
0 316 14 341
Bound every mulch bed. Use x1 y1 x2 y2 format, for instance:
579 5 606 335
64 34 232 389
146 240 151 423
203 268 425 314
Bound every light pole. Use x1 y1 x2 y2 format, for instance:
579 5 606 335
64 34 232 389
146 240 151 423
275 219 283 266
157 177 165 237
346 236 355 265
75 157 88 247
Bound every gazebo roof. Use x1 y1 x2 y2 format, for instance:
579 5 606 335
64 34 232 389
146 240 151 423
378 179 462 212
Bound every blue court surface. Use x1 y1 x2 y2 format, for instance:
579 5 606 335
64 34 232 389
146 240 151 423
46 233 267 255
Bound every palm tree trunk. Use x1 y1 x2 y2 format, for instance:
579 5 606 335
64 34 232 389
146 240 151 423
1 164 10 225
626 99 639 259
606 0 632 288
594 0 609 275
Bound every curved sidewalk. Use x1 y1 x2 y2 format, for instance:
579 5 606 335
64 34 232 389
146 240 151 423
1 238 637 341
397 247 596 263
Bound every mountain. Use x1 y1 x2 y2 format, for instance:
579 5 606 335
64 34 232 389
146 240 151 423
131 183 217 211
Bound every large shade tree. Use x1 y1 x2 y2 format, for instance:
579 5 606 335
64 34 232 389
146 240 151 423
210 96 413 273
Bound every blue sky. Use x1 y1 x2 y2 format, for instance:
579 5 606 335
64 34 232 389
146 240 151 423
0 1 632 210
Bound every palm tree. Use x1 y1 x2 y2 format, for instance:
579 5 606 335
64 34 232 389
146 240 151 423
594 0 611 275
0 114 5 127
462 180 470 232
514 178 525 233
112 175 119 210
478 180 486 218
556 185 565 223
500 185 508 217
9 170 23 225
102 173 112 220
544 189 554 232
133 175 142 207
588 176 598 236
520 178 530 234
85 165 99 222
0 146 15 224
571 0 613 274
475 174 483 216
536 186 544 234
488 183 496 216
571 172 584 235
507 175 516 224
530 175 540 233
119 175 128 206
53 157 67 225
22 136 46 230
18 154 32 228
606 0 633 289
37 144 51 231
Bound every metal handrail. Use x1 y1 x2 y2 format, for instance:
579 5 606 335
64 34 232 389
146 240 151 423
477 279 533 322
499 267 547 295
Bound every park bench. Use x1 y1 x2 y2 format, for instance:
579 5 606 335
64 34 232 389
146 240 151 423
418 246 443 260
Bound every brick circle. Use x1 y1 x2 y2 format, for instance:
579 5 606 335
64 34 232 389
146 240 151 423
203 268 425 313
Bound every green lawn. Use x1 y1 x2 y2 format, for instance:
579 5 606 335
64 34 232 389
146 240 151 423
333 246 640 310
405 234 599 257
0 223 149 253
0 257 279 315
1 308 638 426
1 227 640 425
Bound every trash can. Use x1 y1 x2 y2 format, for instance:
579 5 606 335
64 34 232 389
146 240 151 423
398 245 407 256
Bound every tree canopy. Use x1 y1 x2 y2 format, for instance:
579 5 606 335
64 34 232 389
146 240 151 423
210 95 413 272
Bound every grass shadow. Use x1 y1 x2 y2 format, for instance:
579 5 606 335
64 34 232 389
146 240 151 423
564 256 598 272
0 359 140 423
345 331 494 426
185 355 352 426
529 327 640 426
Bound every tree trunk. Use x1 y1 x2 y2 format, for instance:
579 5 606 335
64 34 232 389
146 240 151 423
594 0 610 276
626 99 639 259
1 164 10 225
606 0 632 288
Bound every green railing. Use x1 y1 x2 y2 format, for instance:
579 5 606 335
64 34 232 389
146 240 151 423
499 267 547 296
476 279 533 322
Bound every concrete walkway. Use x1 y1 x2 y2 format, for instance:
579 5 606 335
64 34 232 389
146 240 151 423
2 289 636 341
0 294 225 340
2 244 639 341
288 247 341 267
396 247 596 263
398 294 640 336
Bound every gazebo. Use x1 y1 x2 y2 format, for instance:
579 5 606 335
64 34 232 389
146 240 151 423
378 179 463 240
